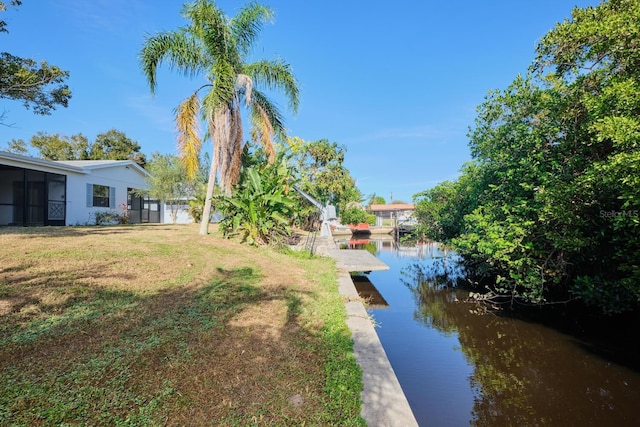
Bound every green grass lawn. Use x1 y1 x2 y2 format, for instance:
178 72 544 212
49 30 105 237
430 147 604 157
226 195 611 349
0 224 365 426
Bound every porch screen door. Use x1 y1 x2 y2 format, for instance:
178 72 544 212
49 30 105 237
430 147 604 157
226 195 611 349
47 175 66 225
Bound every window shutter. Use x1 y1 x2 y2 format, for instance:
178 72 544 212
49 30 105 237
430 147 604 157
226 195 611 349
109 187 116 209
86 183 93 207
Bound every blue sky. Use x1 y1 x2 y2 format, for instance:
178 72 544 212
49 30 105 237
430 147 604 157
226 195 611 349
2 0 599 203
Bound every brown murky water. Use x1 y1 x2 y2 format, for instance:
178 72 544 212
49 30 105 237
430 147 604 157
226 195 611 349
345 238 640 426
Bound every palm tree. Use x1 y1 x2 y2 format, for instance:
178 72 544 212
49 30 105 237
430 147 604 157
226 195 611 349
139 0 299 235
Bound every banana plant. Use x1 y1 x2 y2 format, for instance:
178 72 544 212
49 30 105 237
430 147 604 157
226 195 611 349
217 158 295 245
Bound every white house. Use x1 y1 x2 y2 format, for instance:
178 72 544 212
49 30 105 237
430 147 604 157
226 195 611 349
0 151 161 226
369 203 415 226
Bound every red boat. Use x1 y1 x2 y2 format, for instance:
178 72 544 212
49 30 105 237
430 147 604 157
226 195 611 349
348 222 371 235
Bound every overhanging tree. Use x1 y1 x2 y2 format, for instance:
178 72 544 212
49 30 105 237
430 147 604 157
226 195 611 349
413 0 640 313
531 0 640 312
0 1 71 125
139 0 299 235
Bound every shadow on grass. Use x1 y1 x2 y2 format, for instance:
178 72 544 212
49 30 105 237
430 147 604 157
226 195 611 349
0 265 364 426
0 224 185 239
0 259 138 318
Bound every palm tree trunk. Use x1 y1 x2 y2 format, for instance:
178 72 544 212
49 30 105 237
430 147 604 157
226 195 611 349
214 107 234 195
198 161 218 235
199 114 220 235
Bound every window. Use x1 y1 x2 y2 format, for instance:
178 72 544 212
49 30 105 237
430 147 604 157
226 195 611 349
87 184 114 208
93 185 109 207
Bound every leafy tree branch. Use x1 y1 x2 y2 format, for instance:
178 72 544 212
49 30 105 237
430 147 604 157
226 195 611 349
0 1 71 124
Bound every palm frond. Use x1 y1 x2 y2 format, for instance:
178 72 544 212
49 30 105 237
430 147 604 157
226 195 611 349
251 89 286 143
212 105 243 194
202 60 236 112
250 102 276 163
139 31 205 95
175 93 201 180
230 2 274 57
236 73 253 105
225 107 244 193
243 59 299 113
183 0 237 65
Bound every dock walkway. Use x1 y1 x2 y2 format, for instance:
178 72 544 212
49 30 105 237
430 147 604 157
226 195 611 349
311 236 419 427
329 248 389 272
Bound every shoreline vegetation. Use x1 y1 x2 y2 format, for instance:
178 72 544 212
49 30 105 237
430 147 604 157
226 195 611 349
412 0 640 315
0 224 365 426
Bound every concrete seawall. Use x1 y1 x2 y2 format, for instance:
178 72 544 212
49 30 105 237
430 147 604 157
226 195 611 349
313 236 419 427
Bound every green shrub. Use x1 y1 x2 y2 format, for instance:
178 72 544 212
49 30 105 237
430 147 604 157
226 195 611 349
340 207 367 226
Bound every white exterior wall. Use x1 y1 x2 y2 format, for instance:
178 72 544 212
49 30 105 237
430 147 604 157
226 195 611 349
0 152 151 226
65 165 149 225
373 209 415 226
162 203 193 224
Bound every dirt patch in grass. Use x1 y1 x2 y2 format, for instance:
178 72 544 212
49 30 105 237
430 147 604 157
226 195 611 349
0 224 364 426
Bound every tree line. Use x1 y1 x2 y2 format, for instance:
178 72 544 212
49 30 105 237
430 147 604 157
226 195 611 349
5 129 147 166
413 0 640 314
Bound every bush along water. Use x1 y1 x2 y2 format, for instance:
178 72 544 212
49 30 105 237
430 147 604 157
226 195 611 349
413 0 640 315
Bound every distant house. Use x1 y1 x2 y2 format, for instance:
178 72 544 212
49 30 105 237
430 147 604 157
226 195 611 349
0 151 161 226
369 203 415 226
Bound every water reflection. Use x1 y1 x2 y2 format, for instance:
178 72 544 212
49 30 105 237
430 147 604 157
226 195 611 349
348 238 640 426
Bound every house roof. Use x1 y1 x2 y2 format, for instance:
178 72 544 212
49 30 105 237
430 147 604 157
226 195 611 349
0 151 87 174
0 152 149 177
55 160 149 177
370 203 415 212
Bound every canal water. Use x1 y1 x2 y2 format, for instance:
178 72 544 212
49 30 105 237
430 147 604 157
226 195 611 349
340 237 640 426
